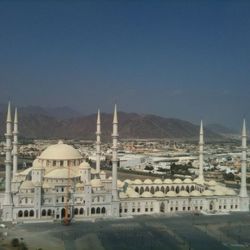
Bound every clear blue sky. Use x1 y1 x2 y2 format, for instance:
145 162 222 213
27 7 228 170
0 0 249 129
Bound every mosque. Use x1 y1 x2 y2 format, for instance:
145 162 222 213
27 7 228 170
0 103 249 223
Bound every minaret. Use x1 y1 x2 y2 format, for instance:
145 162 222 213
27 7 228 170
12 108 18 178
112 104 118 200
240 119 248 198
4 102 12 205
96 109 101 173
198 120 204 182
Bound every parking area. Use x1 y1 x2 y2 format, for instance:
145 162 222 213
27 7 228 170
0 212 250 250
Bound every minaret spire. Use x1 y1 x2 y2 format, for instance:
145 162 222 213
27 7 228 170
198 120 204 182
112 104 118 200
240 119 248 198
239 119 249 211
96 109 101 173
13 107 18 178
4 102 12 205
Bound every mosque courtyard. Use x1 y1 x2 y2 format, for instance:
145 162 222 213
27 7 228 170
0 212 250 250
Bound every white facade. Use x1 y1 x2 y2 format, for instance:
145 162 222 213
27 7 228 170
0 104 249 223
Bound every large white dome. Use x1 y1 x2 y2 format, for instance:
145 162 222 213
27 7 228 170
38 141 82 160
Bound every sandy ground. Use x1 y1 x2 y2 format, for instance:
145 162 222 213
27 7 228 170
1 212 250 250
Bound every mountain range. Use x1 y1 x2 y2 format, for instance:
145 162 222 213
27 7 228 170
0 105 235 141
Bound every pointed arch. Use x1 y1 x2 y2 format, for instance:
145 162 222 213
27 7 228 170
80 208 84 215
160 202 165 213
18 210 23 217
74 208 79 215
101 207 106 214
42 209 46 216
96 207 101 214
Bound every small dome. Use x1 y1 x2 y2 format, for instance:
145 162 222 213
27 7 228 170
133 179 143 184
117 180 124 188
144 179 153 184
108 176 112 180
124 179 131 184
33 159 43 169
178 191 189 197
214 189 225 196
183 178 192 184
208 180 217 186
126 187 134 194
190 190 201 196
166 191 176 197
90 179 103 187
76 182 84 188
173 178 182 184
119 192 128 199
141 191 153 198
154 179 162 184
164 179 172 184
225 189 236 196
79 162 90 169
20 180 34 189
154 191 164 198
128 191 140 198
39 142 82 160
194 178 204 185
202 190 213 196
100 170 106 175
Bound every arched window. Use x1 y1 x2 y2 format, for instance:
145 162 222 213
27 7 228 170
140 187 144 194
186 186 190 193
145 186 149 192
61 208 66 218
29 210 34 217
24 210 29 217
42 209 46 216
160 202 165 213
191 186 194 192
155 186 160 192
181 186 185 191
135 187 139 193
48 209 52 216
176 186 180 194
101 207 106 214
150 187 155 194
96 207 101 214
166 186 170 193
74 208 79 215
79 208 84 215
91 208 95 214
18 210 23 217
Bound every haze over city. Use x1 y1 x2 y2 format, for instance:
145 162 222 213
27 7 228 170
0 0 250 128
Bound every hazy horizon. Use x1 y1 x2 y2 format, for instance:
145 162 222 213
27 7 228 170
0 1 250 129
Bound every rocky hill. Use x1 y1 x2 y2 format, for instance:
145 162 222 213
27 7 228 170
0 106 222 141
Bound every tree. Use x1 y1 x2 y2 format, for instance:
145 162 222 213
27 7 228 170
18 242 28 250
11 238 19 247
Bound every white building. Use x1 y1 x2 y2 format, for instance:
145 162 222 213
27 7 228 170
0 103 249 223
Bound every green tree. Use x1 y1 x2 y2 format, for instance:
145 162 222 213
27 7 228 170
11 238 19 247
